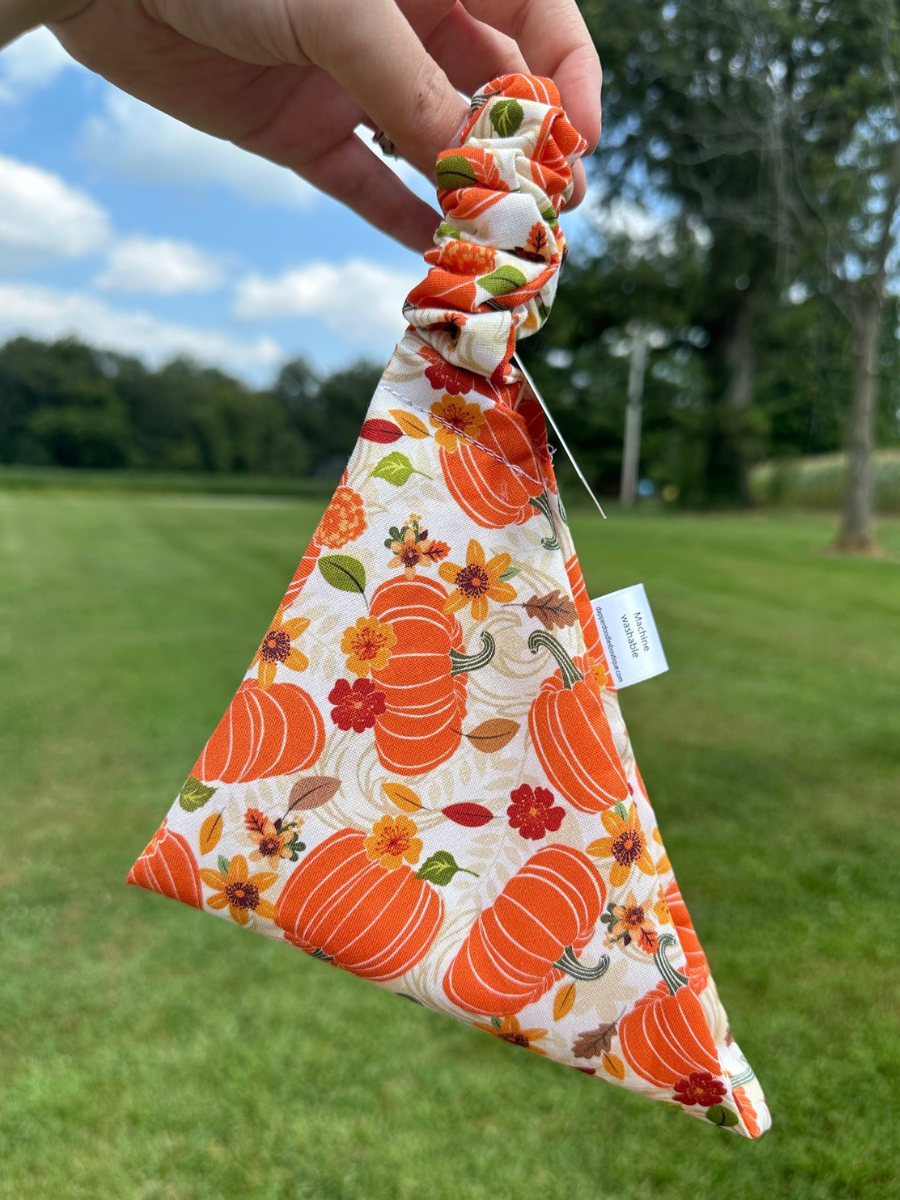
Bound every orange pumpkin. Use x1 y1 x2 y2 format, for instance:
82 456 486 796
276 828 444 981
193 678 325 784
619 933 721 1088
126 819 202 909
527 631 628 811
733 1084 761 1137
443 844 606 1016
439 403 545 528
664 878 711 995
283 540 321 608
368 576 475 775
564 552 608 677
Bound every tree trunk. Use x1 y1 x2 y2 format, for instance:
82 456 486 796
704 294 757 507
835 294 882 552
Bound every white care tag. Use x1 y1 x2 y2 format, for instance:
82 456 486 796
589 583 669 688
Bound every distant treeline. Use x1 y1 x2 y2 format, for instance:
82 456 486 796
0 336 382 479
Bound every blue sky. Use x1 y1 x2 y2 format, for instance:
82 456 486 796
0 28 481 386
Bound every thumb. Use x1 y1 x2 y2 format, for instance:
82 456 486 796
298 0 470 178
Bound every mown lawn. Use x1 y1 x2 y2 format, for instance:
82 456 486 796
1 491 898 1200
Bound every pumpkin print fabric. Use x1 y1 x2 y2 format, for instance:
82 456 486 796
127 74 771 1139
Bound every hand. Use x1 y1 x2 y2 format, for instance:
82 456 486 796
26 0 601 252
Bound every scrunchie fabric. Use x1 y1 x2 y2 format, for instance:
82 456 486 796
404 75 585 386
126 73 771 1139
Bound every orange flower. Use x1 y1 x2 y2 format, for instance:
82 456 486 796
652 826 671 874
315 485 366 549
586 801 655 887
243 807 304 864
250 607 311 688
603 890 660 954
364 814 423 870
429 393 485 452
200 854 278 926
438 537 517 621
340 615 397 678
387 513 450 579
473 1015 549 1055
427 240 497 276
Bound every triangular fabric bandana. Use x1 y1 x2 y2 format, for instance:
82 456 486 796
127 74 770 1138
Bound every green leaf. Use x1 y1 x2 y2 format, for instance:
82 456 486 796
705 1105 740 1128
540 204 558 228
614 801 629 820
415 850 476 886
217 854 230 876
499 566 519 581
179 775 216 812
435 155 477 191
478 265 528 297
490 98 524 138
371 451 415 486
435 222 461 239
317 554 366 594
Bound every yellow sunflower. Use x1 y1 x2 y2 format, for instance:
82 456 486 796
340 615 397 678
438 538 517 620
251 607 310 688
473 1015 549 1055
200 854 278 926
364 814 423 870
429 393 485 452
586 801 655 887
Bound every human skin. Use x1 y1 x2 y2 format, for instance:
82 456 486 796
0 0 601 250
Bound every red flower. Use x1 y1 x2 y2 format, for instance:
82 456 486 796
506 784 565 840
673 1072 728 1108
328 678 386 732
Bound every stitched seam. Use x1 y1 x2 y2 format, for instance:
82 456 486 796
374 380 544 489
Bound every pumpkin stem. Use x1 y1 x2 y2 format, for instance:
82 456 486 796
528 489 558 535
450 631 495 676
655 932 691 995
553 945 610 982
729 1063 756 1088
527 629 583 689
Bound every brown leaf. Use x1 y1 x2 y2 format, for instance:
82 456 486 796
523 590 578 631
553 981 577 1022
288 776 341 812
464 718 520 754
572 1021 618 1060
199 811 223 855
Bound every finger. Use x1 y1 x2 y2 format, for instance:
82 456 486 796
402 1 529 96
299 0 470 180
459 0 602 151
567 159 586 209
301 130 442 253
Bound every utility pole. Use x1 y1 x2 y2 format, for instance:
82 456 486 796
619 322 650 508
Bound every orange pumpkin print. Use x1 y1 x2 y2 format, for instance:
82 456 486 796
127 819 203 909
275 828 444 981
618 934 722 1089
664 878 711 995
443 844 606 1016
193 678 325 784
527 632 628 811
283 540 321 608
367 576 473 775
438 403 545 528
564 551 610 680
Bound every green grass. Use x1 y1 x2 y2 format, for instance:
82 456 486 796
1 492 899 1200
0 463 337 498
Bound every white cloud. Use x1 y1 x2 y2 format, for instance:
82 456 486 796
79 89 317 208
0 283 282 377
95 235 226 295
0 154 111 269
232 258 418 337
0 27 77 105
